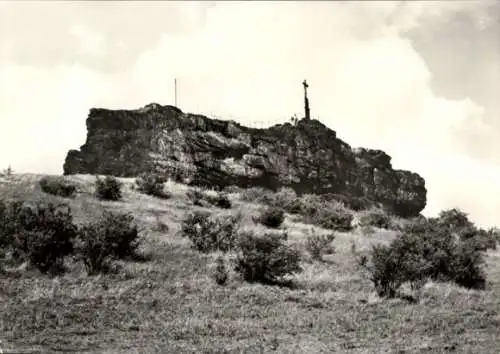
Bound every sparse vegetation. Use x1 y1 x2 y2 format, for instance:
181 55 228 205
95 175 122 201
152 214 169 233
39 176 77 198
269 187 299 211
186 187 205 206
305 229 335 260
1 175 499 353
135 173 171 199
234 231 302 284
213 255 229 285
223 185 244 194
239 186 273 203
186 188 232 209
487 227 500 248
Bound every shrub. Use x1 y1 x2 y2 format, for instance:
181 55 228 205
299 194 323 210
437 208 474 232
366 244 408 298
361 220 487 297
465 228 498 251
269 187 298 209
152 214 169 233
450 239 486 289
234 231 302 284
74 211 139 274
213 256 229 286
433 208 497 251
135 173 171 199
305 230 335 260
402 216 438 235
411 224 486 289
359 225 375 237
358 208 392 229
205 192 232 209
39 176 77 198
97 211 140 260
75 222 114 275
320 193 373 212
181 211 241 253
240 187 273 203
223 185 243 194
255 207 285 228
487 227 500 248
284 194 321 215
95 176 122 201
287 196 353 232
11 202 77 274
0 199 23 251
308 207 353 231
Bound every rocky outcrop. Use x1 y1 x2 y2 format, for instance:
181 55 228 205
64 103 426 216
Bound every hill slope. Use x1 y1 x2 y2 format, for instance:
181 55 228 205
0 174 499 353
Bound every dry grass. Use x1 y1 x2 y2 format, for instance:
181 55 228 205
0 174 499 353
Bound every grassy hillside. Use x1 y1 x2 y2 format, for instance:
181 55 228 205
0 174 499 353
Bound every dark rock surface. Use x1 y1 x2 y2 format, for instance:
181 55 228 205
64 103 426 216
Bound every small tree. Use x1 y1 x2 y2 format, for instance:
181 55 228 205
3 165 13 176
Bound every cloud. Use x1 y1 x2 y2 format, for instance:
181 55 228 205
0 1 499 227
0 1 215 70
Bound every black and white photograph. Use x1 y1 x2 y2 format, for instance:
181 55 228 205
0 1 499 352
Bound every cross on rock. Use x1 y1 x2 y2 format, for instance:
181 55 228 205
303 80 311 120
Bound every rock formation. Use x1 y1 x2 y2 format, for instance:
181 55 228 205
63 103 426 216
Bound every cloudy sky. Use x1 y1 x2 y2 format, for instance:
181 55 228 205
1 1 499 226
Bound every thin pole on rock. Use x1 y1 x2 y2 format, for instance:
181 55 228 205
174 78 178 107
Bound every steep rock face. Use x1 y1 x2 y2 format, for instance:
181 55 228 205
64 103 427 216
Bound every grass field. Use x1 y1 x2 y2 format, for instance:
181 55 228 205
0 174 499 353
